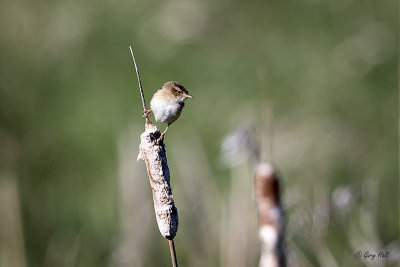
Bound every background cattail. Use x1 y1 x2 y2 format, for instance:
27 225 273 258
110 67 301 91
254 163 285 267
221 124 286 267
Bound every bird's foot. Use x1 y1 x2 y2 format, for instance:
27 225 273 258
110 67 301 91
156 127 168 144
156 135 164 145
143 109 152 118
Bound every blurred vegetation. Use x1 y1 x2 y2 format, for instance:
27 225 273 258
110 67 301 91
0 0 398 266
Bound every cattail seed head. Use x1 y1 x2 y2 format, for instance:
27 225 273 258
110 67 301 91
137 122 179 239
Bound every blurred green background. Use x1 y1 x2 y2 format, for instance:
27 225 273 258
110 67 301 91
0 0 398 266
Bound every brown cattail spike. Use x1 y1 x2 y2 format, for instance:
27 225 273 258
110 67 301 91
254 163 286 267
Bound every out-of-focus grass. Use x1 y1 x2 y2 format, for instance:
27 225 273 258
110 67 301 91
0 0 398 266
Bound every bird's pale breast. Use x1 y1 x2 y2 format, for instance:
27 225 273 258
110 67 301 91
151 95 184 124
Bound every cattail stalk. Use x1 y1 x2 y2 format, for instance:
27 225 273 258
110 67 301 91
254 163 286 267
129 46 148 123
130 46 179 267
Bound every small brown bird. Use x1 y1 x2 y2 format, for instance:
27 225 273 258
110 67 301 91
144 81 194 140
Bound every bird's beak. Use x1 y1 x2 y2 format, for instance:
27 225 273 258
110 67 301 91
187 94 194 99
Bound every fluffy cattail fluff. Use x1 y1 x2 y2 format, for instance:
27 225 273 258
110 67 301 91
254 163 286 267
137 121 178 239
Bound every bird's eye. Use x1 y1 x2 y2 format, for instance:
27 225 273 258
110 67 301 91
178 91 182 94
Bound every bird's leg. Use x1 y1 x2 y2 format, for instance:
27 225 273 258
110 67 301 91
157 125 169 144
143 109 152 118
160 125 169 139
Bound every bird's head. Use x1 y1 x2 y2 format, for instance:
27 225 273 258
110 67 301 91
163 81 194 101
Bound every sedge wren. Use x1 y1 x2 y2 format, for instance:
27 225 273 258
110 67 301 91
144 81 194 140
